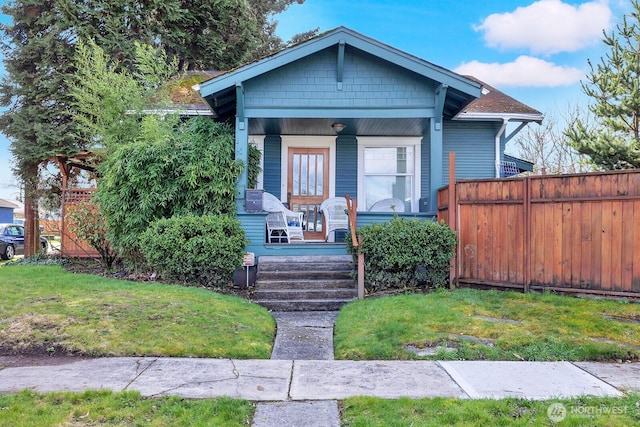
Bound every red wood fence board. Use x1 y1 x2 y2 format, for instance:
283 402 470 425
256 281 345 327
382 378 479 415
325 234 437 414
439 169 640 298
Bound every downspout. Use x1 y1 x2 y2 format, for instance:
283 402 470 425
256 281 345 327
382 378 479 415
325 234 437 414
495 118 509 178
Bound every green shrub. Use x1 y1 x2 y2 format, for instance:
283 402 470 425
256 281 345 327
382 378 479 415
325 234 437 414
139 214 247 287
346 218 456 292
98 118 243 263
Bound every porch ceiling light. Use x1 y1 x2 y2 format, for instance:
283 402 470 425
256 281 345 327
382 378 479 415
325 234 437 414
331 123 346 133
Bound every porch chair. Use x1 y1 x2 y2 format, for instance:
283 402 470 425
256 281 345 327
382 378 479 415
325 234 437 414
262 192 304 243
320 197 349 241
368 197 405 213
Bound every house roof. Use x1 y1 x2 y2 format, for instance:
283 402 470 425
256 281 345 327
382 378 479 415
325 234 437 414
456 76 543 122
196 27 542 132
198 26 483 121
142 71 220 117
0 199 18 209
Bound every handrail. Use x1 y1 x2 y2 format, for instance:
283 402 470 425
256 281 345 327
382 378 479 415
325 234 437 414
344 195 358 247
345 194 364 299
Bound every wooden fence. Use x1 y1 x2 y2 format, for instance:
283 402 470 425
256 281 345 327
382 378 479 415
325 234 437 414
61 187 100 258
438 167 640 298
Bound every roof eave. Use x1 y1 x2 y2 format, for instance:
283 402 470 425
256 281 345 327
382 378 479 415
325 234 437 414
140 108 215 117
454 112 544 123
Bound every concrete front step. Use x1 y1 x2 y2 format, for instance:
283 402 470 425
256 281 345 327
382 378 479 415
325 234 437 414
258 263 353 272
254 255 356 312
257 270 352 280
256 298 356 312
258 255 353 263
254 288 357 300
255 279 355 290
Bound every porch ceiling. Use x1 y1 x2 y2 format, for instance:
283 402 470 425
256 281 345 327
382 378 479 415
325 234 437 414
249 117 429 136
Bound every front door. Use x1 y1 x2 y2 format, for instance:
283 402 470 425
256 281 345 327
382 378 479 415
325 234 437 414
287 147 329 240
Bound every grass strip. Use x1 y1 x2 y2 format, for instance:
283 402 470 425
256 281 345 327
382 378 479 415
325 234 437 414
0 390 253 426
341 394 640 426
0 266 275 358
335 289 640 361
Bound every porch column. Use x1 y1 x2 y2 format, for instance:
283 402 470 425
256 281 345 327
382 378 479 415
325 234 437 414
235 83 249 212
429 118 443 213
235 118 249 212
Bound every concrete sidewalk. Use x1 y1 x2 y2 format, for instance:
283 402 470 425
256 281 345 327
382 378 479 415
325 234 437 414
1 356 638 401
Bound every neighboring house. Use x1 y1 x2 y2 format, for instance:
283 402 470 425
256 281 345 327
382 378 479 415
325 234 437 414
0 199 18 223
195 26 542 257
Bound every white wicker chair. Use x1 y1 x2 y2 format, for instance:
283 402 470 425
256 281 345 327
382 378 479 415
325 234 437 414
369 197 405 212
320 197 349 241
262 192 304 243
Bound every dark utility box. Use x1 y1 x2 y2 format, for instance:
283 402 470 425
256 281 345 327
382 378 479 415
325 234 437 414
245 190 263 212
233 265 257 288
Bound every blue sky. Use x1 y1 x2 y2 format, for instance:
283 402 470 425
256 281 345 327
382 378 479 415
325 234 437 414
0 0 631 200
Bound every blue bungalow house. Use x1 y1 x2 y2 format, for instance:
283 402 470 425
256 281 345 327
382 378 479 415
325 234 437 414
198 27 542 258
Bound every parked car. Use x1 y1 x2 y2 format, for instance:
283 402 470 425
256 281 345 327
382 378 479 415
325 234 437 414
0 223 48 260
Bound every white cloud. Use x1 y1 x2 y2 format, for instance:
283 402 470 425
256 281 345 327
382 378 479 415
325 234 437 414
454 55 584 87
475 0 612 55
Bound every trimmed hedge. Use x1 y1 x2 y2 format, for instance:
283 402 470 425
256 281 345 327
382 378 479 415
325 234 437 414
140 214 247 287
346 217 456 292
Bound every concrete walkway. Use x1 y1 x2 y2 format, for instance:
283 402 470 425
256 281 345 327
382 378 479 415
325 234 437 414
1 356 639 400
270 311 339 360
255 312 340 427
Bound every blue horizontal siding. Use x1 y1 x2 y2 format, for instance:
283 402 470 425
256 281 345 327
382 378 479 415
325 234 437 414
442 120 499 181
238 212 268 249
263 135 282 196
336 135 357 199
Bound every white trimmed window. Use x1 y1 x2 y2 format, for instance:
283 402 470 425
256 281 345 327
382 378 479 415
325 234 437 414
357 137 421 212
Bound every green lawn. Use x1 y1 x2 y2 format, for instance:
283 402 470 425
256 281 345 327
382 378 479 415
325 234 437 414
341 395 640 426
335 289 640 361
2 391 638 426
0 390 254 427
0 265 275 358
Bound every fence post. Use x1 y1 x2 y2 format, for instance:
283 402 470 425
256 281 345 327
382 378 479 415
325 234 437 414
524 176 531 293
448 152 457 288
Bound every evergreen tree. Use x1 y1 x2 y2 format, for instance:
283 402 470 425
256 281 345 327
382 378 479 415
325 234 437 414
565 0 640 169
0 1 79 179
0 0 310 253
0 1 78 254
63 0 306 71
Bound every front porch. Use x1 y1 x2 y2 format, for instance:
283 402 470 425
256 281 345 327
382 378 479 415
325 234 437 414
239 210 435 258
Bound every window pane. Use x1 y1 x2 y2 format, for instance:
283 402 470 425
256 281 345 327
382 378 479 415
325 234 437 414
292 154 300 196
301 154 308 195
364 147 413 174
309 154 316 196
364 176 412 210
317 154 324 194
